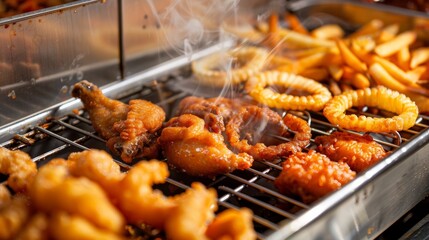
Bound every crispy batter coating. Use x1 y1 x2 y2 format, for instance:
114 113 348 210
72 80 165 162
245 71 332 111
116 160 176 229
49 212 124 240
192 47 269 86
275 150 356 203
323 87 418 133
226 106 311 161
15 213 49 240
165 183 217 240
177 96 251 133
159 114 254 177
0 195 31 240
0 147 37 194
206 208 256 240
0 185 11 207
67 149 124 199
315 132 388 172
29 164 125 233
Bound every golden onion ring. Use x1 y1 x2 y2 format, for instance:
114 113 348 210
323 86 419 133
245 71 332 111
191 46 269 86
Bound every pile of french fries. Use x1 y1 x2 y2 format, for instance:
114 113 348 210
251 14 429 113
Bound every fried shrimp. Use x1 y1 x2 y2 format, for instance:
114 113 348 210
30 164 125 233
245 71 332 111
275 150 356 203
323 86 419 133
165 183 217 240
49 212 124 240
116 160 176 229
72 80 165 162
159 114 253 177
0 195 31 240
192 46 269 86
67 149 124 198
315 132 388 172
0 147 37 193
206 208 256 240
226 106 311 161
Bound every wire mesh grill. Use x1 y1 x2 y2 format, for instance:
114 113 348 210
1 70 429 239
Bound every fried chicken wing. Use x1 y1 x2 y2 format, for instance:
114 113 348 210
177 96 251 133
72 80 165 162
275 150 356 203
29 164 125 233
159 114 254 177
0 147 37 193
165 183 217 240
206 208 256 240
314 131 388 172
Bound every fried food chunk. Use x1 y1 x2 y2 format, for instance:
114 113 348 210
226 106 311 161
15 213 49 240
206 208 256 240
29 164 125 233
0 195 31 240
159 114 254 177
165 183 217 240
49 212 124 240
116 160 176 229
67 149 124 199
0 185 11 207
275 150 356 203
72 80 165 162
314 132 388 172
177 96 251 133
0 147 37 193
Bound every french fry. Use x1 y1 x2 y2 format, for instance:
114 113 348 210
372 55 417 85
328 65 343 81
351 36 376 53
339 83 353 92
281 47 329 59
311 24 344 40
376 24 399 43
285 14 309 35
300 67 329 81
407 66 427 81
350 72 371 89
276 52 327 73
328 79 342 95
369 63 429 97
397 47 410 71
410 47 429 69
347 19 383 39
337 39 368 73
374 31 417 57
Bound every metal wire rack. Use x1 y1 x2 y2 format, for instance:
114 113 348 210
1 70 428 239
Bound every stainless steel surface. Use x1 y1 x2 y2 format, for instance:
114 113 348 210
1 0 429 239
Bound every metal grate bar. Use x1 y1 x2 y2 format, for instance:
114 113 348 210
54 119 106 142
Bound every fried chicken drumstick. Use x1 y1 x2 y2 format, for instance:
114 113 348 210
314 131 388 172
72 80 165 162
159 114 254 177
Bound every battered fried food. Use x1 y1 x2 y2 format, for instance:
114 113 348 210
67 149 124 199
177 96 251 133
206 208 256 240
159 114 254 177
0 185 11 207
29 164 125 233
15 213 49 240
49 212 124 240
323 86 418 133
116 160 176 229
72 80 165 162
0 195 31 240
315 132 388 172
0 147 37 193
275 150 356 203
245 71 332 112
226 106 311 161
165 183 217 240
